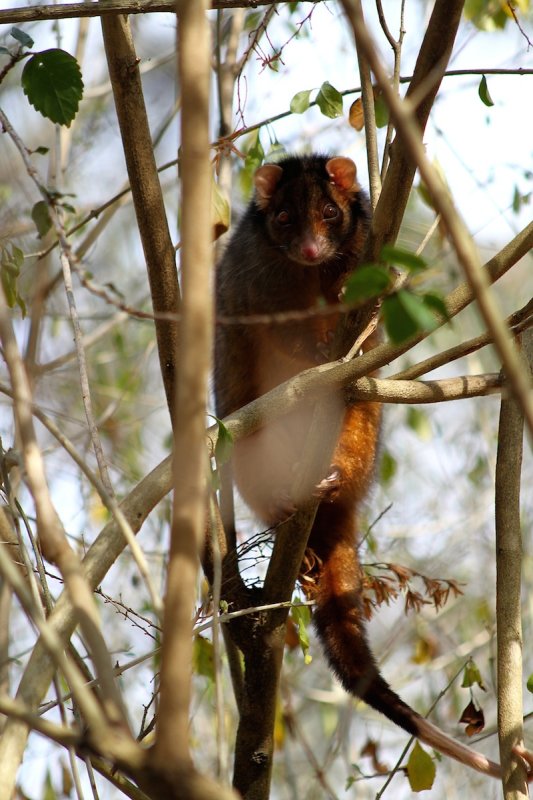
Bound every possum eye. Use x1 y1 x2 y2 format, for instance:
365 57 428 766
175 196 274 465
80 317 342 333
323 203 339 220
275 209 291 226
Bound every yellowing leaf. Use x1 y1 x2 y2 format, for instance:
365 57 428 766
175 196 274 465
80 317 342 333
461 658 487 691
407 741 436 792
411 634 437 664
349 98 364 131
193 635 214 681
274 697 285 749
212 178 230 240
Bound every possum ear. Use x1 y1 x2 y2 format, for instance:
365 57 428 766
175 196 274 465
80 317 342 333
326 157 359 191
254 164 284 209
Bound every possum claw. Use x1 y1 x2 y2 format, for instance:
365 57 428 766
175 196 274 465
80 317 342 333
314 467 341 500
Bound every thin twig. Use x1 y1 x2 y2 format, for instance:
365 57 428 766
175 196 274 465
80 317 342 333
495 328 531 796
353 0 381 207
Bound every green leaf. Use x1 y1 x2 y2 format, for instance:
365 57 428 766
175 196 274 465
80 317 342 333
422 291 449 322
382 289 442 343
527 673 533 694
382 293 419 343
398 290 438 333
0 46 11 55
244 11 262 31
2 243 28 315
10 27 34 48
214 418 233 466
1 272 16 307
31 200 52 238
344 265 391 305
11 245 24 269
240 130 265 196
478 75 494 107
381 244 427 273
22 49 83 127
407 741 436 792
265 140 286 160
407 407 432 441
462 659 486 690
34 146 50 155
380 450 397 485
374 92 389 128
291 602 312 664
290 89 312 114
43 770 59 800
246 130 264 170
193 635 214 681
315 81 343 119
464 0 510 30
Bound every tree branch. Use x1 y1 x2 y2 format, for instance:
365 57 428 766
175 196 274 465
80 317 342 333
495 329 532 798
0 0 312 25
352 0 380 207
101 12 180 421
143 4 238 799
340 0 533 436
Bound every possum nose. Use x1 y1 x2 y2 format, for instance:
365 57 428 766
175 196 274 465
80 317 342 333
300 239 320 261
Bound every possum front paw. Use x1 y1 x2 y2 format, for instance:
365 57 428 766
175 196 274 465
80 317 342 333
314 466 342 501
298 547 324 599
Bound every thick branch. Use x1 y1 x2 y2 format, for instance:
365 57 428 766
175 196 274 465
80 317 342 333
0 0 307 24
153 0 213 769
142 6 236 799
101 13 180 420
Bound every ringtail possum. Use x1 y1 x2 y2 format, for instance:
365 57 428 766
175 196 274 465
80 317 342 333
214 153 514 780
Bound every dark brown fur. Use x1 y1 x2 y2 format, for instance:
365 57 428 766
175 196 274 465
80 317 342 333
214 154 503 778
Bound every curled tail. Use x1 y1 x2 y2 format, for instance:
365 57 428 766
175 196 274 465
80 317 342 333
305 504 501 779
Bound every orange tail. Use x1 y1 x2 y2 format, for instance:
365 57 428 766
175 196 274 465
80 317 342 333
307 503 421 737
306 503 502 779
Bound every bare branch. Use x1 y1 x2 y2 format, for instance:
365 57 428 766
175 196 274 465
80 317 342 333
0 694 79 748
101 12 180 421
152 0 213 769
0 0 307 26
0 445 172 798
392 299 533 381
496 329 532 797
0 283 135 740
352 0 381 207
